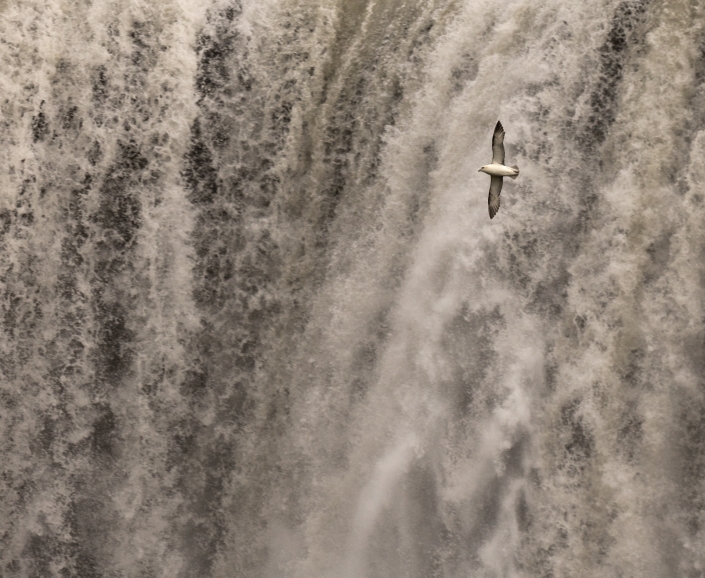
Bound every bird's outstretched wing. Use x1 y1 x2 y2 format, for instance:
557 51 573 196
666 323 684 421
488 176 502 218
491 121 505 165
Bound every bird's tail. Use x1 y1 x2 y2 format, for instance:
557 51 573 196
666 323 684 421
509 165 519 180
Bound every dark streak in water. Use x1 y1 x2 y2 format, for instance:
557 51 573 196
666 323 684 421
579 0 649 150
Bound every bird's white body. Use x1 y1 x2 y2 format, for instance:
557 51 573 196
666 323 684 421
479 163 519 178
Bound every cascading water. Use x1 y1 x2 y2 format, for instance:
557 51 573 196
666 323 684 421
2 0 705 576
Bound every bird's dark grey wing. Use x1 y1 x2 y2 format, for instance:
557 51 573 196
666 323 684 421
488 176 503 219
491 121 505 165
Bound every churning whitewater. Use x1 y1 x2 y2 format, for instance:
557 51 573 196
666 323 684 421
1 0 705 577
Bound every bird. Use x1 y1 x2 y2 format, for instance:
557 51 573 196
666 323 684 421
478 121 519 218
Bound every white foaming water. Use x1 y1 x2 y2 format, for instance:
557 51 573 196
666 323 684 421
2 0 705 577
343 435 420 578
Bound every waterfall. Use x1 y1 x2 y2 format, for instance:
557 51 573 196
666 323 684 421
2 0 705 576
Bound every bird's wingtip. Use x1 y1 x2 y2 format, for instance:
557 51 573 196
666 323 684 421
488 196 500 218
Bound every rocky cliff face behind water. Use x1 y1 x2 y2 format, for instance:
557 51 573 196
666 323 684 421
2 0 705 576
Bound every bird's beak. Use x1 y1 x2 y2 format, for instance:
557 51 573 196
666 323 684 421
478 168 482 172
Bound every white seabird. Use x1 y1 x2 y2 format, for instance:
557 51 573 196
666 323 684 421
478 121 519 218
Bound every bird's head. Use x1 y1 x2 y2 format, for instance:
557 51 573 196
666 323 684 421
478 166 487 173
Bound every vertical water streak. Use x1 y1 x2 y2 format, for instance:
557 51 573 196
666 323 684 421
0 1 204 575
